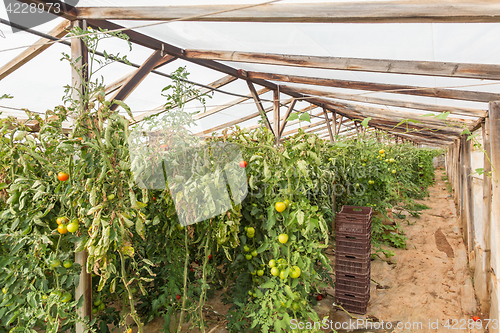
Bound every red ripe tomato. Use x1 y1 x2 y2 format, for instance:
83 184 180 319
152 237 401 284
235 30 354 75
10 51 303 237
153 197 156 201
317 295 323 301
473 316 480 322
57 172 69 181
176 295 181 300
208 254 212 260
239 161 247 168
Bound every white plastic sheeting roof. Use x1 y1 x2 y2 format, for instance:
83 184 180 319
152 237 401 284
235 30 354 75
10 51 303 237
0 0 498 139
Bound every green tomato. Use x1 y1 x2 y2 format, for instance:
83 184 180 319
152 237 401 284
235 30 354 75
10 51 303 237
94 299 102 307
245 254 253 260
279 270 287 280
92 308 98 315
269 259 276 268
61 292 72 303
278 234 288 244
292 302 300 311
251 250 258 257
98 303 105 311
271 267 279 276
247 227 255 234
257 270 264 276
290 266 301 279
66 222 79 233
247 232 254 239
63 260 73 269
243 245 250 252
50 259 61 268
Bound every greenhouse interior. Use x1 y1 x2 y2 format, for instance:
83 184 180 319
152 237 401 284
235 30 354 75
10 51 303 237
0 0 500 332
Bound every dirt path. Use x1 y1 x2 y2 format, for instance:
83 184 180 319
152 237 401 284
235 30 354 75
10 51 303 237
318 169 484 333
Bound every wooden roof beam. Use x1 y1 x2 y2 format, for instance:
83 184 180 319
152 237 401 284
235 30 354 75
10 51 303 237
0 19 72 80
279 85 487 118
74 2 500 24
185 49 500 81
248 71 500 103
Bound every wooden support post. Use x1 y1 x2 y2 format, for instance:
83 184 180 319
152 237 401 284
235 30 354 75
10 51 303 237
336 116 343 135
72 20 92 333
333 112 337 140
247 80 274 135
482 119 492 313
464 135 473 253
489 102 500 312
273 90 280 143
323 108 334 143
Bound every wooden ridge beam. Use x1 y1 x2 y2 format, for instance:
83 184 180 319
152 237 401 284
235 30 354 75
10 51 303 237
280 85 487 118
134 74 237 123
185 49 500 81
249 71 500 103
193 87 269 120
0 19 72 80
74 2 500 24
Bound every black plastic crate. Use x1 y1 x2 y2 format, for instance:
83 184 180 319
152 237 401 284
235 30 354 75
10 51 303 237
336 253 371 275
335 290 370 314
336 276 370 294
336 229 372 241
336 235 371 256
337 206 373 224
336 220 372 234
335 270 371 290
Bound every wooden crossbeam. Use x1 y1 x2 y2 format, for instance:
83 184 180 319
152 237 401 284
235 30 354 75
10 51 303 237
193 87 269 120
249 72 500 103
74 2 500 24
0 19 72 80
185 49 500 81
280 85 487 118
133 74 237 123
247 81 274 135
109 51 174 111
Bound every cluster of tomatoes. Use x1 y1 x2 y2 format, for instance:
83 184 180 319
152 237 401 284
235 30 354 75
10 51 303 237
376 149 398 174
56 216 79 235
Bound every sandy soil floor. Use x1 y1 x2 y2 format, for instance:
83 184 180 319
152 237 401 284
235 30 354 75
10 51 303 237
125 169 484 333
317 169 484 333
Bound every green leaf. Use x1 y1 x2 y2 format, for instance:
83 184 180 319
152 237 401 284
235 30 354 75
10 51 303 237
113 100 135 121
260 281 274 289
361 117 371 128
299 112 311 122
286 113 299 122
436 111 450 120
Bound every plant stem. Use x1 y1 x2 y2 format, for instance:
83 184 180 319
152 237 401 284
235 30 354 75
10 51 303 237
177 228 189 332
118 251 143 333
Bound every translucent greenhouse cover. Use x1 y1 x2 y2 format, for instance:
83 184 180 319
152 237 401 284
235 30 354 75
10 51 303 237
0 0 499 136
